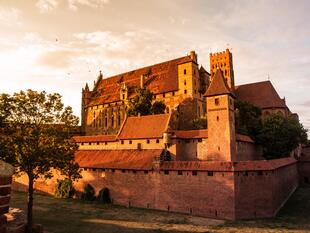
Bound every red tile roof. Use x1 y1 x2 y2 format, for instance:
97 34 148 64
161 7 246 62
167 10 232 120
118 114 170 139
235 81 287 109
205 68 233 97
174 130 208 139
88 56 194 106
73 135 117 143
75 149 162 170
160 157 296 171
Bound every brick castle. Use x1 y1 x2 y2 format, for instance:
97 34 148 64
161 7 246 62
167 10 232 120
14 49 310 220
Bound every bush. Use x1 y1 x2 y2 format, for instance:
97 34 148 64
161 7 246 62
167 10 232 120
81 184 96 201
97 188 111 204
54 179 75 199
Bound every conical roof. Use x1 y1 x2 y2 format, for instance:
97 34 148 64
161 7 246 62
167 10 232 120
205 68 234 97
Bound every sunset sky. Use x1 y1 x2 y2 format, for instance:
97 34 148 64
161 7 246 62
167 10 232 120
0 0 309 134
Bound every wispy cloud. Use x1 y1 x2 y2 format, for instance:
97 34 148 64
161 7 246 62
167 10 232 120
68 0 109 11
0 7 22 27
36 0 58 13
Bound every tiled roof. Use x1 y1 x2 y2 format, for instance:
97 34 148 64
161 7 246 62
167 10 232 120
174 130 208 139
205 68 233 97
75 149 162 170
160 157 296 171
235 81 287 109
118 114 170 139
88 56 194 106
73 135 116 143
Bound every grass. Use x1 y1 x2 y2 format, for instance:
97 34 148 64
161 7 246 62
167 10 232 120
10 186 310 233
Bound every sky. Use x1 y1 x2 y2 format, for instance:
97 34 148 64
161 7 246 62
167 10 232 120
0 0 310 134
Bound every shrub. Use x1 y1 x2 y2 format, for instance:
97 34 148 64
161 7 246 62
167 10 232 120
81 184 96 201
54 179 75 199
97 188 111 204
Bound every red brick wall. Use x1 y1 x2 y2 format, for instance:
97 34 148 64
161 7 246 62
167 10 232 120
234 162 298 219
13 159 299 220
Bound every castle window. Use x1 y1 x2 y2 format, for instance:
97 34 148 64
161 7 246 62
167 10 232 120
164 170 169 175
105 142 108 145
218 146 220 151
172 92 175 96
184 80 186 86
184 90 187 94
81 142 84 146
208 171 213 176
178 171 183 175
192 171 197 176
147 139 150 144
112 169 115 173
121 169 125 173
217 116 219 121
144 171 148 174
129 140 132 144
97 142 99 145
121 140 124 144
184 69 187 75
215 98 220 106
133 170 136 174
89 142 91 145
198 139 202 142
163 93 165 98
122 94 125 100
257 171 263 176
156 139 159 143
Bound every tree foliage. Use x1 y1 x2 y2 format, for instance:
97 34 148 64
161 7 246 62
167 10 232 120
192 117 207 130
127 87 166 116
54 178 75 199
257 113 308 159
0 89 80 233
235 100 262 139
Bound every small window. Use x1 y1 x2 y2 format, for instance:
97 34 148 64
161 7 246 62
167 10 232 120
147 139 150 144
129 140 132 144
178 171 183 175
112 169 115 173
163 93 165 98
122 94 125 99
184 90 187 94
156 139 159 143
105 142 108 145
164 170 169 175
92 168 96 171
89 142 91 145
208 171 213 176
244 171 248 176
172 92 175 96
198 139 202 142
257 171 263 176
215 98 220 106
97 142 99 145
133 170 136 174
217 116 219 121
121 140 124 144
121 169 125 173
184 80 187 86
218 146 220 151
144 171 148 174
192 171 197 176
184 69 187 75
81 142 84 146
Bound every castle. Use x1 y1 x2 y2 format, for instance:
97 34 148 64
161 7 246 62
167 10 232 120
14 49 310 220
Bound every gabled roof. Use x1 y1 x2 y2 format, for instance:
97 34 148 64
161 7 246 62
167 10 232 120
118 114 170 139
205 68 233 97
235 81 287 109
88 55 195 106
75 149 162 170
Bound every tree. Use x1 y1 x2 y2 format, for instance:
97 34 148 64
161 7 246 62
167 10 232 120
127 87 166 116
192 117 207 130
235 100 262 139
257 113 308 159
0 90 80 233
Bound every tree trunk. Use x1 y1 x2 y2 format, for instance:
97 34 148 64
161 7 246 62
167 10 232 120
27 174 34 233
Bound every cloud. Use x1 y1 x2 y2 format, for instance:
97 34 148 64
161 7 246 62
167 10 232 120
36 0 58 13
0 7 22 27
37 50 78 69
68 0 109 11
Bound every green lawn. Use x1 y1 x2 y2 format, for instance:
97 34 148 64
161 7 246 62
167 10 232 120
10 186 310 233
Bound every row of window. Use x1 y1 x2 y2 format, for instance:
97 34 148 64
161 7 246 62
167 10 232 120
80 139 160 146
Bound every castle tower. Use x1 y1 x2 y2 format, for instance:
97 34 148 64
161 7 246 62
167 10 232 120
81 83 91 134
210 48 235 90
205 68 236 161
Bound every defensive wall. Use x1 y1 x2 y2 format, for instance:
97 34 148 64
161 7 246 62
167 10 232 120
13 157 298 220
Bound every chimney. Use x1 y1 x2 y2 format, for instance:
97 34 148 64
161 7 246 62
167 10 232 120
140 75 144 88
189 51 197 63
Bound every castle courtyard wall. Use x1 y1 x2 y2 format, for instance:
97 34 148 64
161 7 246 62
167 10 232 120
13 158 298 220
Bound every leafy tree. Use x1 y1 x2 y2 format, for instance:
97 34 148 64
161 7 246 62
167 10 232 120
0 90 80 233
127 87 166 116
54 178 75 199
257 113 308 159
235 100 262 139
192 117 207 130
